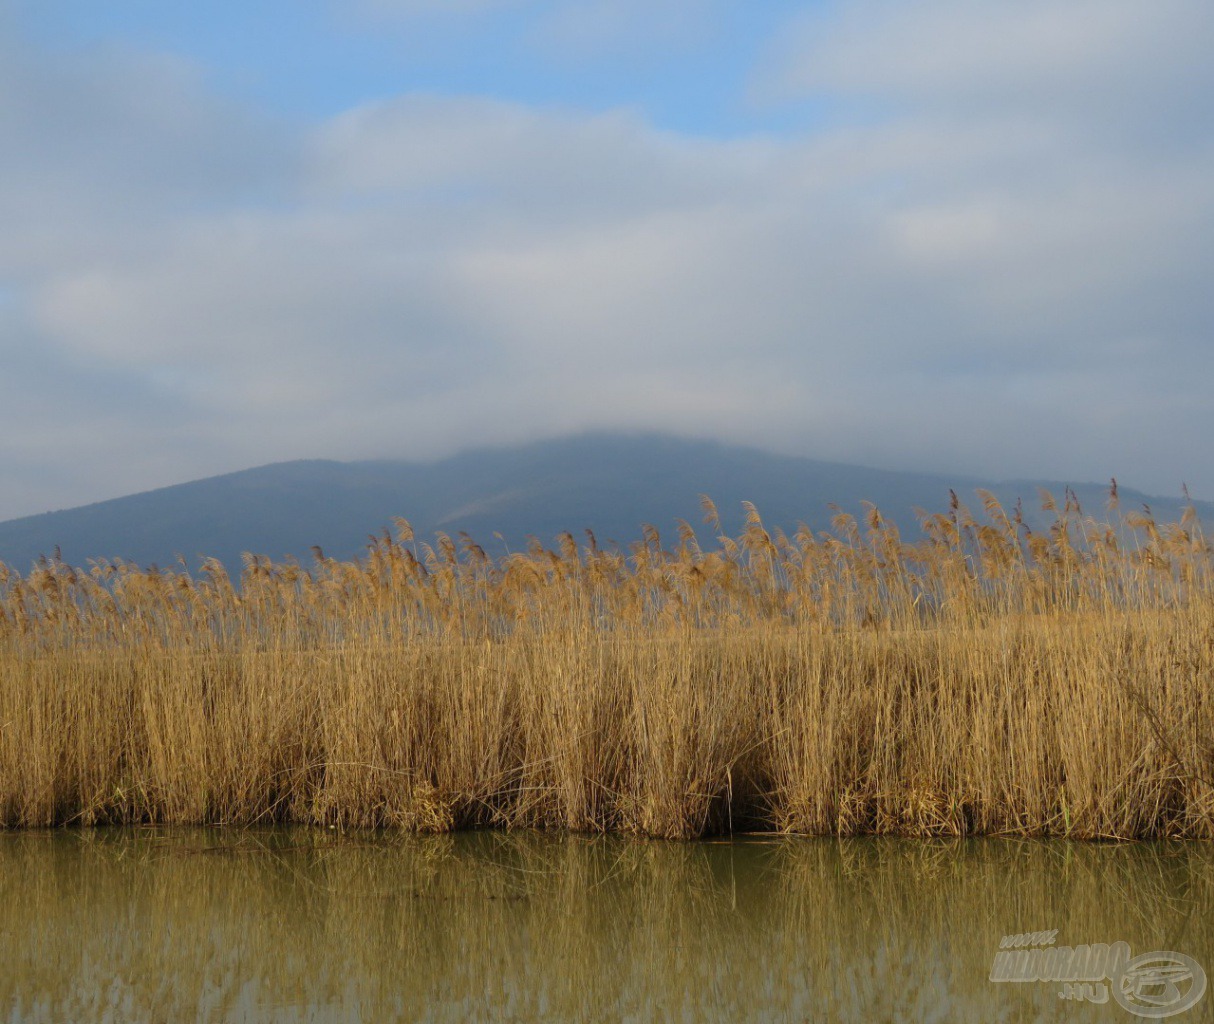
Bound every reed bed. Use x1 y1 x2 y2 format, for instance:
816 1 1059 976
1 487 1212 838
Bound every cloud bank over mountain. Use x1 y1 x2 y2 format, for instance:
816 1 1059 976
2 1 1211 520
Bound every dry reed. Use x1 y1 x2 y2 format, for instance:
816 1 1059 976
1 486 1212 838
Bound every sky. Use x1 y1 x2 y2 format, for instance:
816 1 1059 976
1 0 1212 520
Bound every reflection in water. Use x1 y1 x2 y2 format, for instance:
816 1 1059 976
0 829 1211 1023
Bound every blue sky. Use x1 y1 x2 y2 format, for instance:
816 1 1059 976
12 1 819 133
1 1 1213 520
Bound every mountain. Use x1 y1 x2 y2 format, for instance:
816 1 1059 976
0 433 1205 573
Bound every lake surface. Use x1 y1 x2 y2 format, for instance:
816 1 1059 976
1 829 1211 1023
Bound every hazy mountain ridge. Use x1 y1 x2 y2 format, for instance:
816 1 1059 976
0 434 1205 573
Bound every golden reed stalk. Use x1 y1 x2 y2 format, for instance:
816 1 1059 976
1 487 1211 838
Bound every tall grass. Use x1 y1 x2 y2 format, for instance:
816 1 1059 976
1 487 1212 838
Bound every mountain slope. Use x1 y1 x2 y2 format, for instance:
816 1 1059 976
0 433 1203 572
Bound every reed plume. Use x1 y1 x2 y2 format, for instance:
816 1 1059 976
1 491 1212 839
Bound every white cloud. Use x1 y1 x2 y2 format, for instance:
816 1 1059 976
0 34 293 279
765 0 1214 131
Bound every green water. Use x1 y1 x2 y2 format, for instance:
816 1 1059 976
1 829 1210 1023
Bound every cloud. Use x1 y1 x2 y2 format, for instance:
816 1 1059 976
2 1 1213 521
0 33 294 279
764 0 1214 135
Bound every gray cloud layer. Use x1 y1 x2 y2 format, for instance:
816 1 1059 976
2 1 1212 519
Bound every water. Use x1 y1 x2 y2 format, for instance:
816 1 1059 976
1 829 1210 1023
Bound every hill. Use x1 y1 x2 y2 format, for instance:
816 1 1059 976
0 433 1203 572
